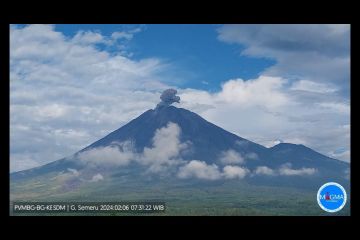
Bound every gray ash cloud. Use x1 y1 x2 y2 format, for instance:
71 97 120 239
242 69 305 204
156 89 180 108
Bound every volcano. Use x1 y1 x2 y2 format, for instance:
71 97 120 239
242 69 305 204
11 102 349 185
10 89 350 215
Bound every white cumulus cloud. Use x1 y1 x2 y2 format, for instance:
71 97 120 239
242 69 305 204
177 160 222 180
178 74 350 163
77 141 136 167
255 166 276 176
90 173 104 182
278 163 317 176
74 122 188 174
10 24 169 172
254 164 316 176
222 165 249 179
140 122 188 172
177 161 250 180
217 76 288 109
219 149 244 165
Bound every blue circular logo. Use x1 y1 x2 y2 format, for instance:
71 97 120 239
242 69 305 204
317 182 347 213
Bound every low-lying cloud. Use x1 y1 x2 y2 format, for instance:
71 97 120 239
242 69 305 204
278 163 317 176
73 123 318 181
219 149 244 165
255 163 317 176
223 165 249 179
54 168 105 184
254 166 276 176
141 122 187 172
54 168 81 183
77 141 136 167
178 160 250 180
75 122 187 173
178 160 222 180
90 173 104 182
219 148 258 165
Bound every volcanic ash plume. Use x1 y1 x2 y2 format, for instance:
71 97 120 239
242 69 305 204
156 89 180 109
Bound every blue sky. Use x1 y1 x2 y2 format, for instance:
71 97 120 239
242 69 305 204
10 24 350 172
54 24 275 91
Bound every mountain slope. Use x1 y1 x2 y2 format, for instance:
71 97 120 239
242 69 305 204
82 106 269 162
269 143 348 170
